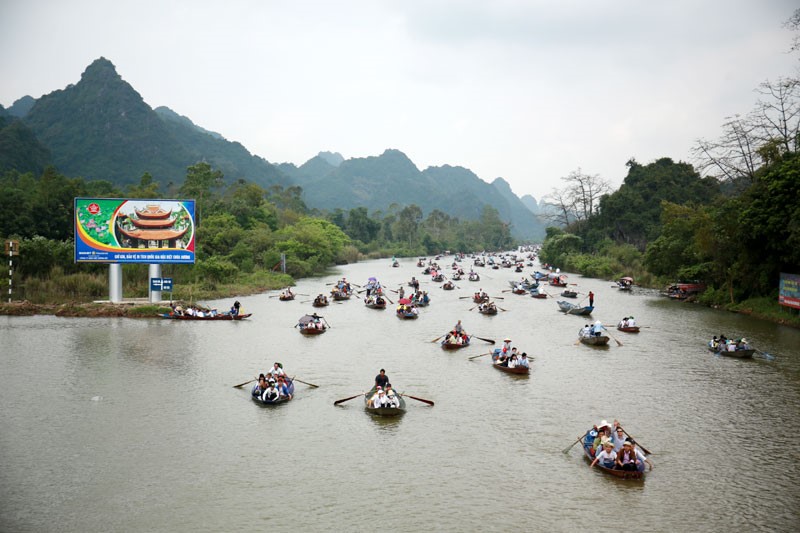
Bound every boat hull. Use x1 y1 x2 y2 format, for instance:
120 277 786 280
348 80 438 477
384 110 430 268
251 379 295 406
583 446 644 480
617 326 640 333
160 313 251 320
580 335 610 346
364 388 406 416
708 346 754 358
492 362 529 374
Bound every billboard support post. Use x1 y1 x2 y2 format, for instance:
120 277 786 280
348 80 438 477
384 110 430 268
149 264 162 303
109 264 122 303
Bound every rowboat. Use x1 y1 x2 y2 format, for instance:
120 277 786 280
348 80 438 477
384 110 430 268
297 314 326 334
364 298 387 310
331 290 350 301
252 378 295 406
478 305 498 316
491 352 530 374
617 326 640 333
579 335 609 346
392 261 400 267
441 337 470 350
473 294 489 304
468 273 480 281
558 301 594 316
396 308 418 319
443 281 455 290
530 292 547 299
510 287 527 295
364 387 406 416
299 325 326 335
561 290 578 298
708 346 755 359
278 294 295 301
583 444 644 480
432 273 445 282
312 296 329 307
160 312 252 320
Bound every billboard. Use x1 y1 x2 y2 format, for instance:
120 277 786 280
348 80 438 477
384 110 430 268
779 272 800 310
75 198 196 264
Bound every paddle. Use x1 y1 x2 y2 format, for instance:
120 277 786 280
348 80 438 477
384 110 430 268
621 427 652 455
603 327 623 347
292 377 319 388
468 351 492 360
333 392 363 406
472 335 495 344
399 392 435 406
232 378 256 388
497 306 508 312
492 296 504 300
459 296 473 299
469 305 478 311
755 348 776 360
430 334 447 343
383 294 394 304
562 433 586 454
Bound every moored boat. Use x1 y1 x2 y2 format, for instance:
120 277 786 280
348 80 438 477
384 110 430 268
364 387 406 416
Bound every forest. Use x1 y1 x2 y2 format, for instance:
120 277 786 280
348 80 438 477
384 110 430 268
0 162 513 303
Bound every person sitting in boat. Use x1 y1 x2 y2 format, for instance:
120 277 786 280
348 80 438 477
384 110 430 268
633 441 654 472
375 295 385 305
262 380 280 402
610 425 627 453
580 325 591 338
618 317 629 328
268 362 285 378
384 384 399 407
591 441 617 470
371 389 388 408
518 353 530 368
276 376 293 399
252 374 268 397
508 354 518 368
627 316 636 327
421 291 430 304
592 422 612 454
615 440 640 471
584 427 599 456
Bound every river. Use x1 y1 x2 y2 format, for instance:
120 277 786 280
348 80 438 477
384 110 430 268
1 257 799 532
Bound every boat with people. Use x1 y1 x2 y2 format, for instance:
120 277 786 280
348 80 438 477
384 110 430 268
477 302 498 315
331 289 350 301
251 372 295 406
364 386 406 416
708 336 755 358
579 420 652 480
312 294 329 307
561 289 578 298
278 288 295 301
396 300 419 319
616 277 634 290
297 313 327 334
161 310 251 320
558 300 593 316
473 290 490 304
549 273 569 287
617 316 639 333
490 344 531 374
578 322 610 346
364 294 387 310
442 280 455 290
468 271 480 282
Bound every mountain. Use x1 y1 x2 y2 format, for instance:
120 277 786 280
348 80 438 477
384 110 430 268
317 151 343 167
289 149 545 240
21 57 287 188
520 194 538 213
0 114 52 175
7 96 36 118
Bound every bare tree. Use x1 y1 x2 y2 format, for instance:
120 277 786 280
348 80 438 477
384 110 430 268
542 168 610 225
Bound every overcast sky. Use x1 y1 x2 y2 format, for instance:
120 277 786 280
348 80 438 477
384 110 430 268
1 0 797 200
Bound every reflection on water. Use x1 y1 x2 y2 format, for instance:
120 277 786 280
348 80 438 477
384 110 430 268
1 258 800 532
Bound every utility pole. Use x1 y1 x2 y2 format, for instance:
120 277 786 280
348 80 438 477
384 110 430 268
6 240 18 303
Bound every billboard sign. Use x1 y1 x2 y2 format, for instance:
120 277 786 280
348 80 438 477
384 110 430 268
75 198 195 264
779 272 800 310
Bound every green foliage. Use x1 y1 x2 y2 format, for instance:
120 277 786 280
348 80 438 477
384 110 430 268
539 233 583 266
196 256 239 284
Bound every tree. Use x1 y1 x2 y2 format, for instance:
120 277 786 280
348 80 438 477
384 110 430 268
127 172 160 198
179 162 224 224
542 168 611 225
393 204 423 246
345 207 380 243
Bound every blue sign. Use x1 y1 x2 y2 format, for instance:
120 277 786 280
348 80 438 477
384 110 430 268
161 278 173 291
150 278 162 291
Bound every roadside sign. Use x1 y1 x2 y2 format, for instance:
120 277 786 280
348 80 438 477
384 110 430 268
161 278 173 291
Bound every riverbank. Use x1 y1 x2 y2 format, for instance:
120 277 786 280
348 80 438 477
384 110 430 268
0 300 173 317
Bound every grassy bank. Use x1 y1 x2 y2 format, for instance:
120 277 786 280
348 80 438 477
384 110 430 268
725 296 800 329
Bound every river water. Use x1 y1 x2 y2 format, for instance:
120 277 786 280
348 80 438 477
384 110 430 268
1 257 799 532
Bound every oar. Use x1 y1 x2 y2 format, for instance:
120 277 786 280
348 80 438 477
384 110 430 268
322 318 332 328
292 377 319 388
497 305 508 312
469 305 479 311
492 296 504 300
333 392 364 406
399 392 434 406
430 334 446 343
383 294 394 304
459 296 473 299
755 348 776 360
472 335 495 344
562 433 587 454
232 377 257 388
603 328 623 347
621 428 652 455
468 352 492 360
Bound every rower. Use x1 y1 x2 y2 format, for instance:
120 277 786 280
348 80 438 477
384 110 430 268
268 362 285 378
375 369 389 389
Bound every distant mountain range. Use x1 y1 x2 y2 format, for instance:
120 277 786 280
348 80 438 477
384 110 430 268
0 57 546 239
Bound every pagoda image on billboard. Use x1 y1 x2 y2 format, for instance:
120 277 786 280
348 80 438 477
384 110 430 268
116 204 190 249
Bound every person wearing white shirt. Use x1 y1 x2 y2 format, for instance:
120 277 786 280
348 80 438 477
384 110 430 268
261 382 280 402
591 442 617 469
518 353 530 368
372 390 387 408
611 426 626 453
508 355 518 368
268 363 285 378
627 316 636 327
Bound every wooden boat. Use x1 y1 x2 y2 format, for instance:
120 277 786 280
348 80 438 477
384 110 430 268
530 292 547 299
582 444 644 480
365 298 387 310
299 325 326 335
473 294 490 304
312 297 329 307
297 314 327 334
252 378 295 406
468 273 480 282
441 337 470 350
451 273 463 281
432 273 445 282
331 290 350 301
392 261 400 267
617 326 640 333
396 308 418 319
511 287 527 295
561 290 578 298
443 281 455 290
160 312 252 320
579 335 610 346
278 293 295 301
491 353 530 374
708 346 755 359
558 300 594 316
364 387 406 416
478 305 498 316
